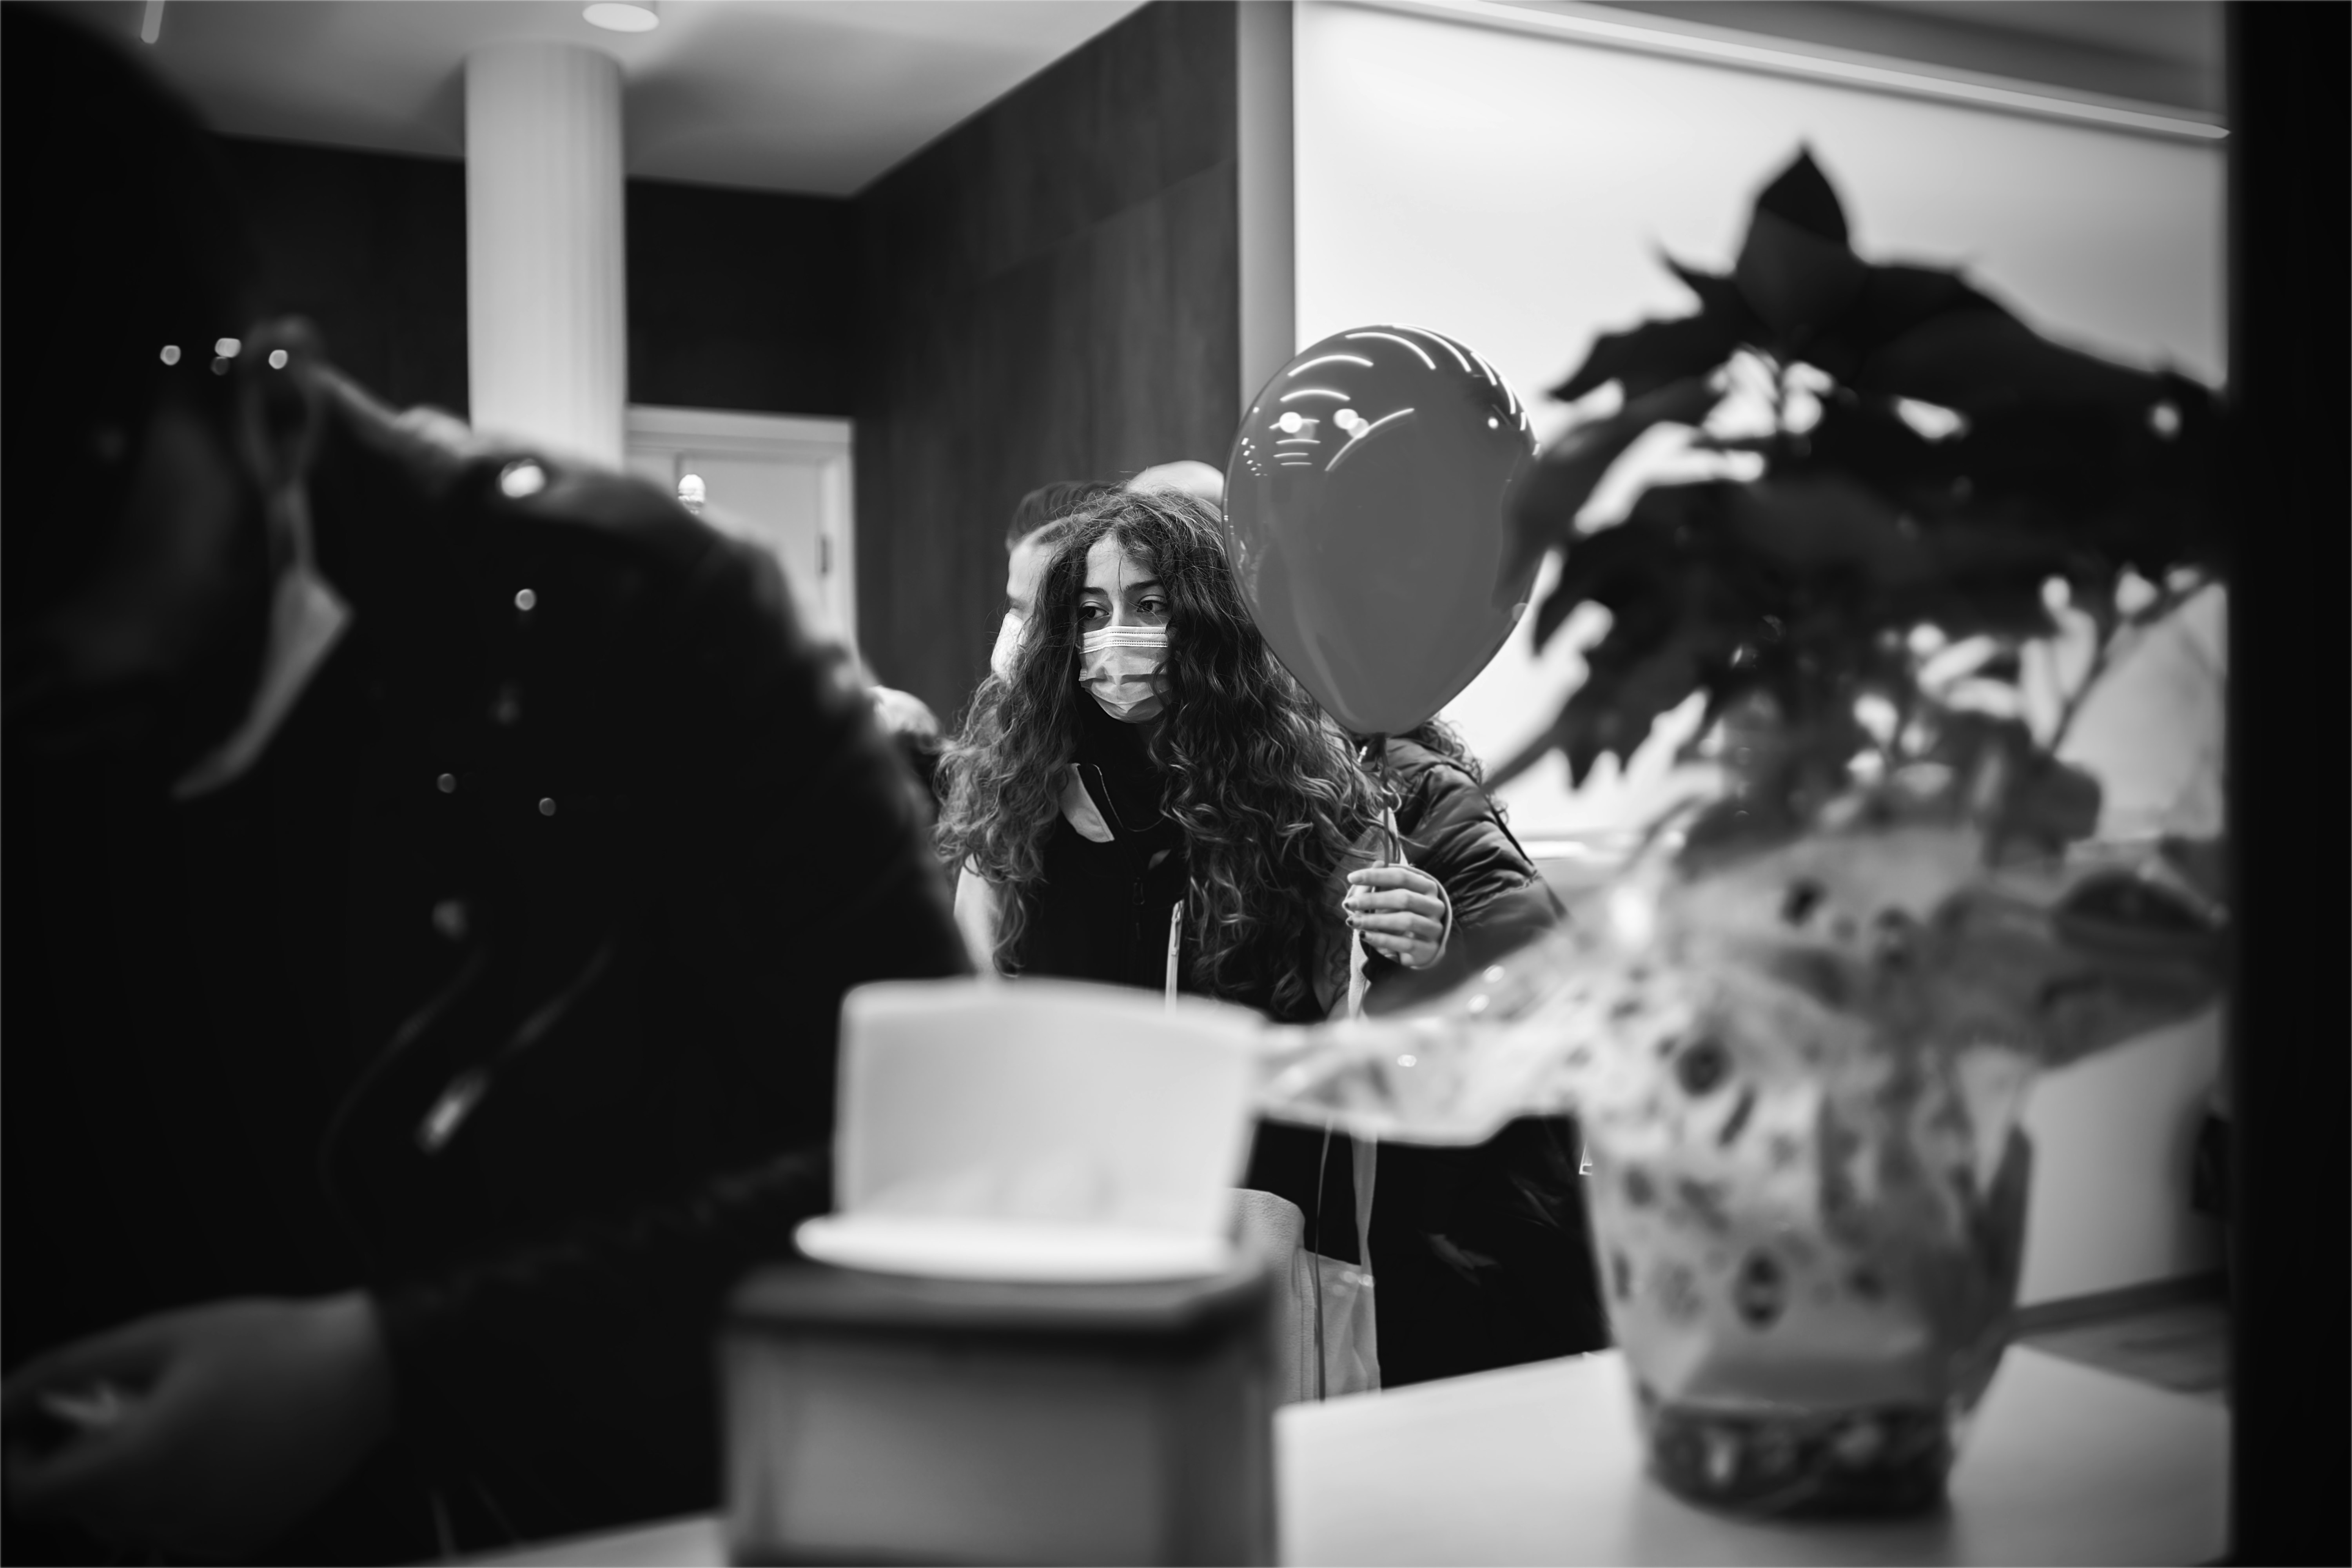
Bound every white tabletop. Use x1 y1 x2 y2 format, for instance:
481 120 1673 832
1278 1346 2227 1566
472 1346 2227 1567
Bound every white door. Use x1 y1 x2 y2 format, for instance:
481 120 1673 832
624 406 857 653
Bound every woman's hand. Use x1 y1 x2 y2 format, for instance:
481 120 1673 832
1345 865 1450 970
1 1293 393 1560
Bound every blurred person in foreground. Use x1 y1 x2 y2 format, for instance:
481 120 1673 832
869 682 947 829
0 11 966 1562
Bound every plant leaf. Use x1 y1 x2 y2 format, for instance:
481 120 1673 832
1663 255 1756 325
2005 756 2104 852
1553 618 1722 786
1544 482 1730 647
1736 207 1869 343
1846 263 2003 350
1529 512 1670 652
1795 263 2004 382
1501 376 1720 596
1784 394 1957 508
1506 487 1762 786
1753 146 1849 245
1723 475 2085 603
1722 473 1925 583
1853 308 2171 416
1547 310 1742 403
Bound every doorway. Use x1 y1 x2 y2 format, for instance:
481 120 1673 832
624 405 857 655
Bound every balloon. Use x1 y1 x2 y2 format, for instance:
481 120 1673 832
1223 326 1539 737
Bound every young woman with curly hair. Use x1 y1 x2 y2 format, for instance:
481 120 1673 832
937 485 1608 1388
936 486 1450 1020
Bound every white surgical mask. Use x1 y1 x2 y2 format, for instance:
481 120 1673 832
989 611 1026 681
1079 626 1170 723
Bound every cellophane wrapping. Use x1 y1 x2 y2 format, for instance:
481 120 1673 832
1255 819 2223 1513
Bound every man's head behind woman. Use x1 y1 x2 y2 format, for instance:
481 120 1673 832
940 487 1374 1018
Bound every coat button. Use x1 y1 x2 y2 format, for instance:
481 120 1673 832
432 899 469 940
437 772 457 794
498 460 546 499
539 797 557 817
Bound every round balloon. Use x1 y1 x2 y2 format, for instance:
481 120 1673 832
1223 325 1539 737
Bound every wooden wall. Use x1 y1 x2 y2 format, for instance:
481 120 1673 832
627 179 854 416
852 0 1242 721
219 0 1249 721
218 137 855 420
222 139 472 416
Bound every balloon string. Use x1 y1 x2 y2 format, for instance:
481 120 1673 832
1346 732 1392 1023
1358 733 1403 863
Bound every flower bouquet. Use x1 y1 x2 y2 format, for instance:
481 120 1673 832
1255 150 2229 1516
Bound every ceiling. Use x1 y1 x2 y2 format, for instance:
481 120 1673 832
54 0 1149 196
56 0 2219 199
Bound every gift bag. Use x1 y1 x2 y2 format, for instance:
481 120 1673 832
1231 1181 1378 1402
1311 1131 1381 1398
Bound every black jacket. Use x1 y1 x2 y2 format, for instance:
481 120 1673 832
2 377 969 1558
1243 735 1613 1386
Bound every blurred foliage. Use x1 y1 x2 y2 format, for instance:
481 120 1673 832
1496 149 2223 860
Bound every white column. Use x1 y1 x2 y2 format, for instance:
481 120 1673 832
1236 0 1296 414
465 41 627 467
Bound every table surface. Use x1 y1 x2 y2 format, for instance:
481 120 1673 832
473 1345 2228 1567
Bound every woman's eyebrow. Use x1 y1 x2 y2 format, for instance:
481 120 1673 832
1122 577 1163 598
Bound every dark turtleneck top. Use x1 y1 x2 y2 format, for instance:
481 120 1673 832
1005 696 1201 1000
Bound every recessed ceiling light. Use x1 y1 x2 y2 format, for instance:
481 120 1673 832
583 2 658 33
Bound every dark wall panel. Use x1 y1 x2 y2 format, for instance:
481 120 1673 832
218 138 472 417
214 137 855 421
627 180 853 415
853 0 1241 721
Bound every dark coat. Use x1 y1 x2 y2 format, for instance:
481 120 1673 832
1244 735 1613 1386
2 376 969 1559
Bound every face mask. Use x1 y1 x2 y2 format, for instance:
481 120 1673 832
989 611 1025 681
1078 625 1170 723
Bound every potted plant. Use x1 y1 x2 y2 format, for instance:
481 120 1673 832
1260 149 2230 1516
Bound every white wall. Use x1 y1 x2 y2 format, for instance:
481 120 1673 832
1292 0 2227 1301
1292 0 2224 836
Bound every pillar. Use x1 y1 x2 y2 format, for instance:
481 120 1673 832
1237 0 1296 412
465 41 627 466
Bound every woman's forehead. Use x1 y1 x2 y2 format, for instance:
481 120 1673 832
1082 535 1153 592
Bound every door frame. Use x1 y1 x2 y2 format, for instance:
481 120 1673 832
624 405 858 655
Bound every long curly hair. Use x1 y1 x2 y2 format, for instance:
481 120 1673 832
937 489 1375 1018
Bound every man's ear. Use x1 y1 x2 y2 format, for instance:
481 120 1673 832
231 318 329 572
